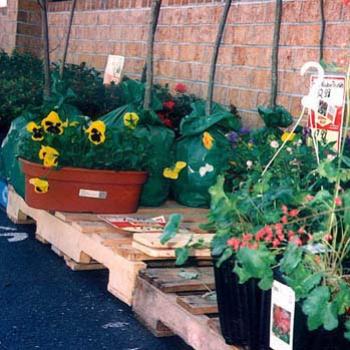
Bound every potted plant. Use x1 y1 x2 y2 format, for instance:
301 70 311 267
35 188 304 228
17 110 149 213
162 122 342 348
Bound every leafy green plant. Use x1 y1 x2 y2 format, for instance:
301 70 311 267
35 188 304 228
0 50 43 131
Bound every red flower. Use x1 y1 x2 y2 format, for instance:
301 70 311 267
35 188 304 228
247 242 259 250
256 227 266 241
227 237 241 251
272 239 281 248
281 215 288 224
242 233 253 242
287 230 295 240
281 205 288 215
297 227 305 235
289 209 299 217
305 194 314 201
163 118 173 128
158 112 173 128
324 234 333 242
335 197 342 206
291 237 302 246
163 100 175 110
275 223 283 230
343 0 350 6
174 83 187 93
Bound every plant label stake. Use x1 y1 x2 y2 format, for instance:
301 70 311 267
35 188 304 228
269 280 295 350
262 62 324 177
307 74 346 153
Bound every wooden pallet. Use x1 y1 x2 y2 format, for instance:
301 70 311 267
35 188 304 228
6 186 209 305
133 266 241 350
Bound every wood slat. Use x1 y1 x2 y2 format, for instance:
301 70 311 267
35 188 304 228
139 267 215 293
72 220 125 234
132 241 211 258
176 294 218 315
133 232 213 249
55 211 99 223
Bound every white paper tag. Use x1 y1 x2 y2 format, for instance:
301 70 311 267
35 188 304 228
103 55 125 84
79 189 107 199
270 280 296 350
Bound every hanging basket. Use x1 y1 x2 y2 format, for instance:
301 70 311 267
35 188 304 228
20 159 148 214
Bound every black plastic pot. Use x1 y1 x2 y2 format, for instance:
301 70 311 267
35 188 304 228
213 258 270 349
214 258 350 350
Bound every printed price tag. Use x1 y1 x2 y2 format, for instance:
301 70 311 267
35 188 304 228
79 189 107 199
270 280 296 350
308 75 346 152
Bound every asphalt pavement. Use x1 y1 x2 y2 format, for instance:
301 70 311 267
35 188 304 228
0 208 191 350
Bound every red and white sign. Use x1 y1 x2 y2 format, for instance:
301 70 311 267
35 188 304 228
308 75 346 152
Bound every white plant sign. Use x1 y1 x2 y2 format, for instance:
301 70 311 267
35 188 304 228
103 55 125 85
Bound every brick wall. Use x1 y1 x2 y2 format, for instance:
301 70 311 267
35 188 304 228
0 0 42 55
16 0 42 55
2 0 350 126
0 0 18 53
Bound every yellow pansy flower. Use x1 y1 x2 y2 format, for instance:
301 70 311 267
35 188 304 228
85 120 106 145
29 178 49 194
39 145 59 168
281 132 296 142
41 111 68 135
123 112 140 130
202 132 214 150
163 161 187 180
26 122 44 141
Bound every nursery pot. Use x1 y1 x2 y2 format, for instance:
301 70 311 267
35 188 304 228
213 258 271 350
20 159 148 214
214 259 349 350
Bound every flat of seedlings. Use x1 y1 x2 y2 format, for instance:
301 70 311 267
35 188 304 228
6 186 209 305
133 267 240 350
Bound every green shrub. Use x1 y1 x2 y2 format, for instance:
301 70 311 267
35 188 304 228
0 50 43 130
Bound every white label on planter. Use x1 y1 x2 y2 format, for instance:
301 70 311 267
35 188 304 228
79 189 107 199
270 280 295 350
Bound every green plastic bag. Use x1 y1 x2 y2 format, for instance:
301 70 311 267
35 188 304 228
0 116 27 197
102 105 175 207
170 101 240 208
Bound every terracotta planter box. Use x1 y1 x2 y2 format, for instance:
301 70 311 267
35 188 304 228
20 159 148 214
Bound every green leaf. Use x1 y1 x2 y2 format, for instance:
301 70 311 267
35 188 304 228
280 243 303 274
318 161 337 183
234 245 275 289
160 213 183 245
343 191 350 226
302 286 338 331
333 282 350 315
345 320 350 341
283 264 322 300
175 247 189 266
178 270 199 280
215 247 233 268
